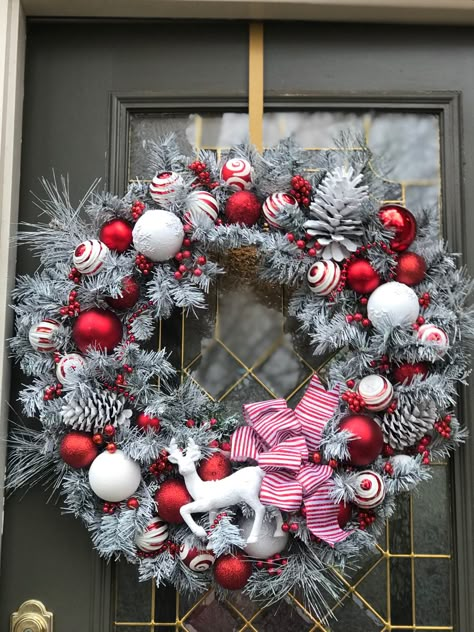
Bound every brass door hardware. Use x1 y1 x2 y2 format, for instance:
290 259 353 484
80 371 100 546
11 600 53 632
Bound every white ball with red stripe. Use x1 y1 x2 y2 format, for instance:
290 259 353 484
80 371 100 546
56 353 85 384
28 319 60 352
185 190 219 226
307 261 341 295
357 375 394 412
220 158 252 191
135 517 169 552
262 193 298 229
353 471 385 509
417 323 449 356
73 240 109 275
149 171 183 204
179 541 215 571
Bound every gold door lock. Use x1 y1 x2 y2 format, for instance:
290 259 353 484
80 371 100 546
10 600 53 632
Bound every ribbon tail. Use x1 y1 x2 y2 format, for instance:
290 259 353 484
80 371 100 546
231 426 259 461
304 481 351 546
295 375 340 451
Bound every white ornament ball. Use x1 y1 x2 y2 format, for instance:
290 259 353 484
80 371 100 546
179 541 216 571
307 260 341 295
220 158 252 191
28 319 60 352
357 375 394 412
184 190 219 226
262 192 298 229
239 516 289 559
132 210 184 262
88 449 141 502
56 353 85 384
73 239 109 275
367 282 420 331
417 323 449 356
353 471 385 509
135 517 169 552
149 171 183 204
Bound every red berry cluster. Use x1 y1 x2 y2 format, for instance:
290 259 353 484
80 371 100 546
358 509 376 530
290 175 312 207
59 290 81 318
149 450 173 477
345 313 371 328
255 553 288 576
137 540 178 559
43 382 63 401
68 267 82 284
127 497 140 510
382 443 395 457
281 521 299 533
339 242 396 293
131 200 146 221
342 390 366 413
419 292 431 308
206 511 228 536
208 439 231 451
286 232 321 257
434 414 452 439
188 160 219 190
384 461 394 475
135 253 154 275
103 501 120 515
416 434 431 465
386 399 397 414
92 423 116 448
412 315 426 331
309 451 337 469
369 355 390 373
174 239 206 281
124 302 153 347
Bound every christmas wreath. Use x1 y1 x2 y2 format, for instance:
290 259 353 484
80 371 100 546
7 134 473 618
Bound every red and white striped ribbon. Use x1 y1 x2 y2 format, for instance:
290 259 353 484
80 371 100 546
304 481 350 545
295 375 340 451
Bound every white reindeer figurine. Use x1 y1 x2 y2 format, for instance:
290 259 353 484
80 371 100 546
166 438 281 544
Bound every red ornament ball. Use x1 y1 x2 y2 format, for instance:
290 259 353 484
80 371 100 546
197 453 232 481
73 308 123 354
213 553 252 590
379 204 417 252
106 276 140 310
337 501 353 529
393 361 429 385
225 191 261 226
339 414 384 466
346 259 381 294
100 219 133 253
136 412 161 431
60 431 98 468
395 252 427 286
154 479 192 524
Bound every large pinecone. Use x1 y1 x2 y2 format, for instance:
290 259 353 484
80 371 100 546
381 401 436 449
304 166 367 261
61 391 132 432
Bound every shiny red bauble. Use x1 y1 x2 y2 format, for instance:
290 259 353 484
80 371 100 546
99 219 133 253
337 501 353 529
225 191 261 226
136 412 161 431
393 361 429 385
379 204 417 252
73 308 123 354
346 259 381 294
339 414 384 466
213 553 252 590
154 479 192 524
106 276 140 310
197 453 232 481
395 252 427 286
60 431 98 468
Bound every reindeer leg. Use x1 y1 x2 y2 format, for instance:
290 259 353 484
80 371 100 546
245 498 266 544
272 508 286 537
180 501 209 539
208 510 217 527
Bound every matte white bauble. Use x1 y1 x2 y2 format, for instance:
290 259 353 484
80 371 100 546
132 210 184 262
240 516 288 559
88 449 141 502
367 281 419 331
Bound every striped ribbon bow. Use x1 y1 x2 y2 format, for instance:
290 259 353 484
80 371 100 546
230 375 349 546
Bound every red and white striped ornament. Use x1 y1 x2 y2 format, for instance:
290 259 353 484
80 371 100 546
262 192 298 229
307 261 341 295
135 517 169 552
179 541 215 571
28 319 60 352
356 375 393 412
220 158 252 191
56 353 85 384
417 323 449 356
149 171 183 204
353 471 385 509
73 240 109 275
184 190 219 226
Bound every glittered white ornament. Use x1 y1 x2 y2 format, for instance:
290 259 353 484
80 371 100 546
184 190 219 226
73 240 109 275
132 210 184 262
28 319 60 352
149 171 183 203
88 449 141 502
357 375 393 411
179 541 215 571
239 515 288 559
367 282 419 331
417 323 449 356
262 192 298 228
56 353 85 384
135 517 169 552
353 471 385 509
307 260 341 295
220 158 252 191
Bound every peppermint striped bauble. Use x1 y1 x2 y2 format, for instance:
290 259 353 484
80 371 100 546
149 171 183 204
135 517 169 552
353 471 385 509
357 375 393 412
417 323 449 356
220 158 252 191
56 353 85 384
28 319 60 352
262 192 298 229
179 541 215 571
185 190 219 226
73 240 109 275
307 260 341 295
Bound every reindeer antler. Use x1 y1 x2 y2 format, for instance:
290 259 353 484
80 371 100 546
167 438 181 457
186 438 202 461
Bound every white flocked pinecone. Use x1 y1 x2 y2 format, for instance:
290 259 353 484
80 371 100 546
381 401 437 449
61 391 132 432
304 166 368 261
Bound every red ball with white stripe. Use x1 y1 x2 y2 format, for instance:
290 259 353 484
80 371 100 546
179 541 215 572
135 517 169 552
307 261 341 295
262 192 298 228
184 190 219 226
353 471 385 509
149 171 183 204
417 323 449 356
56 353 85 384
73 240 109 275
357 375 394 412
220 158 252 191
28 319 60 352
